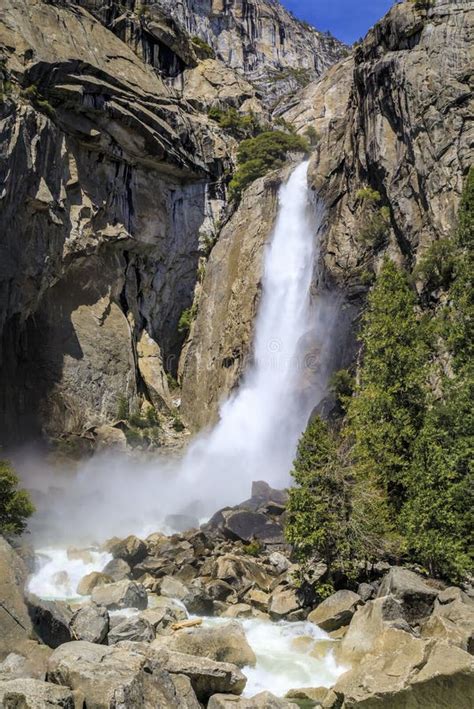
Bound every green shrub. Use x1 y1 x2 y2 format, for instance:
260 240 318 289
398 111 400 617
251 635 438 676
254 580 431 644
116 395 129 420
330 369 354 409
242 540 263 557
304 125 320 146
171 412 185 432
21 83 55 119
0 461 35 536
358 205 391 248
178 304 197 336
356 187 382 204
191 36 215 59
229 130 310 201
413 238 456 291
208 106 262 139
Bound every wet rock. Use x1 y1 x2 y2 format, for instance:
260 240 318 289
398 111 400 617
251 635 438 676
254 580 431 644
108 616 155 645
69 604 109 644
102 558 131 582
46 640 200 708
91 580 148 610
108 535 147 566
269 588 301 619
163 650 246 701
26 595 73 649
77 571 113 596
308 590 362 632
141 597 187 633
153 622 256 668
0 678 74 708
377 566 439 624
183 587 215 616
66 548 95 564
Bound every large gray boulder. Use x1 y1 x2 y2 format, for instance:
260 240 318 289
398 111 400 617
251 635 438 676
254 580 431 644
269 587 301 619
159 576 189 600
91 580 147 610
69 604 109 644
26 596 73 649
0 678 74 708
152 622 256 668
140 597 187 634
108 536 147 566
333 628 474 707
308 590 362 632
163 650 247 702
108 616 155 645
0 643 52 682
219 510 284 545
0 537 33 659
377 567 439 624
46 640 200 708
101 558 131 582
340 596 411 663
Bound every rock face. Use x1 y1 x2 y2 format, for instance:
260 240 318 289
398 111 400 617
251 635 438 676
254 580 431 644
0 0 229 445
285 0 473 294
150 0 346 103
0 537 32 660
180 171 282 429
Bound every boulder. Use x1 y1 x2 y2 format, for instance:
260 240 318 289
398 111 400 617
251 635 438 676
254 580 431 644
340 596 411 663
0 537 32 659
308 590 362 632
377 566 439 624
108 616 155 645
26 595 73 649
108 535 147 566
219 510 284 545
102 558 131 582
333 630 474 707
47 641 200 708
67 548 95 564
163 650 246 701
77 571 113 596
0 678 74 708
208 691 298 708
268 552 291 574
357 582 375 603
91 580 147 610
285 687 329 704
221 604 253 619
251 482 289 506
94 424 128 452
69 604 109 644
269 588 301 619
215 555 273 592
427 598 474 653
160 576 189 601
152 622 256 668
0 642 52 682
244 589 270 612
141 597 187 633
206 580 238 603
182 587 214 616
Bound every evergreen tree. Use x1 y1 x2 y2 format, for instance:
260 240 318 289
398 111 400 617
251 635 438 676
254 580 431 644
401 169 474 579
0 460 35 536
347 259 429 510
286 417 351 577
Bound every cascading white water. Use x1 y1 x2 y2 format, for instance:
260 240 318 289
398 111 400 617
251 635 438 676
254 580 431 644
25 160 341 544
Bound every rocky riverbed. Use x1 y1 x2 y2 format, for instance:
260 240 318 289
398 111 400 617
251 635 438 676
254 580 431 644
1 481 473 707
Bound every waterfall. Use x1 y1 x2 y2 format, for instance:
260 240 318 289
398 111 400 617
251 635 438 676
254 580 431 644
177 160 328 507
25 161 341 544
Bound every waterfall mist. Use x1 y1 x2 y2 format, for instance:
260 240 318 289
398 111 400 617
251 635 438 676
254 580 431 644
19 162 344 547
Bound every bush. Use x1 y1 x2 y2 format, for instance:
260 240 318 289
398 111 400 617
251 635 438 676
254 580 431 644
208 106 261 140
414 238 456 292
116 395 129 421
330 369 354 409
242 540 263 557
356 187 382 204
304 125 320 146
21 84 55 119
229 130 310 201
358 206 391 248
0 461 35 536
178 304 197 336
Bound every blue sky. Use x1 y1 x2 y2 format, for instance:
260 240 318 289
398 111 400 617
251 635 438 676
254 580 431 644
282 0 396 44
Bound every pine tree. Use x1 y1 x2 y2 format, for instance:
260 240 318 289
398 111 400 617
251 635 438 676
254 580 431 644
347 259 429 510
286 417 351 577
0 461 35 536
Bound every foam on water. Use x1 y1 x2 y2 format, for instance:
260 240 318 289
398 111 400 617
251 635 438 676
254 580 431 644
28 547 112 600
